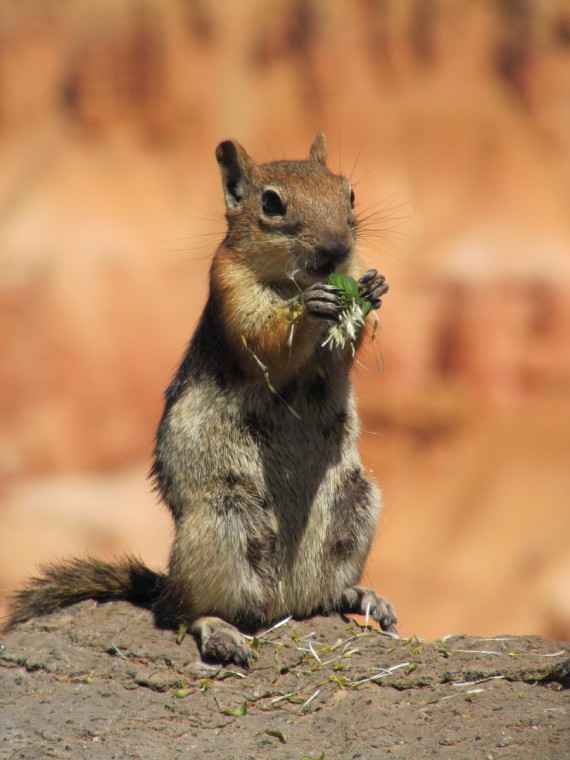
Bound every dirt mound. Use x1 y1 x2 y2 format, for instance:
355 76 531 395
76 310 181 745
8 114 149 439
1 0 570 711
2 603 568 759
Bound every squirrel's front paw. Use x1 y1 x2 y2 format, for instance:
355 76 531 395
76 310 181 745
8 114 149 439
358 269 389 311
303 282 342 322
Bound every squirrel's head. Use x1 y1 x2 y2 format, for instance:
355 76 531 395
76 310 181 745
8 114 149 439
215 133 356 288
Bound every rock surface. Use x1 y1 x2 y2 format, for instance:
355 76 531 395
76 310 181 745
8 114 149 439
1 602 568 759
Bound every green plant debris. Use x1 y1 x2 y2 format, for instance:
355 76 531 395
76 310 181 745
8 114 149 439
329 674 351 689
447 646 561 657
463 688 484 702
350 661 411 686
241 336 301 420
287 300 304 347
108 643 128 660
173 688 191 698
300 688 321 712
259 615 293 637
301 753 325 760
220 701 248 717
270 681 326 707
451 676 505 688
217 670 246 680
246 615 293 651
176 622 187 645
263 728 288 744
307 642 323 665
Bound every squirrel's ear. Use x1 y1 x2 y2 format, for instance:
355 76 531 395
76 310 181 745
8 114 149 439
309 131 328 166
216 140 255 209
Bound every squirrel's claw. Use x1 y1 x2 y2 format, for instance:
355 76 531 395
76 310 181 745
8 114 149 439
359 270 388 301
359 270 389 309
303 282 342 322
358 269 379 286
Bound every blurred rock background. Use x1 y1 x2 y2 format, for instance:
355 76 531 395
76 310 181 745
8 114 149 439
1 0 569 640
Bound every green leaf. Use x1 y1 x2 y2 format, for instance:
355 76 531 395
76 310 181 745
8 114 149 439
173 688 191 698
176 622 187 645
264 729 288 744
328 273 359 300
217 670 246 680
360 300 372 318
220 701 248 717
330 674 351 688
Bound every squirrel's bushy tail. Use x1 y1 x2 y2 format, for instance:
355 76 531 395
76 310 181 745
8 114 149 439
4 555 165 629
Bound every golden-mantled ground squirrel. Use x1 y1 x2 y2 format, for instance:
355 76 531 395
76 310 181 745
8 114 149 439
6 133 396 665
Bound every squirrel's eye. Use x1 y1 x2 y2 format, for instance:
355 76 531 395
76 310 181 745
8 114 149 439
261 189 286 216
349 188 355 209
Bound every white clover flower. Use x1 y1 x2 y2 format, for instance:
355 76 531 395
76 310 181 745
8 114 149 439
321 273 373 355
321 299 365 355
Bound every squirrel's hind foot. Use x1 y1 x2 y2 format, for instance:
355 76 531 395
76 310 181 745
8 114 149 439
190 616 252 668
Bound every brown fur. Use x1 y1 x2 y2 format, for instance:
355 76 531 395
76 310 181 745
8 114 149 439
5 133 396 665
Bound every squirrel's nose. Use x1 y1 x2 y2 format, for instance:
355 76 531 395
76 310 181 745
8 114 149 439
318 235 352 263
